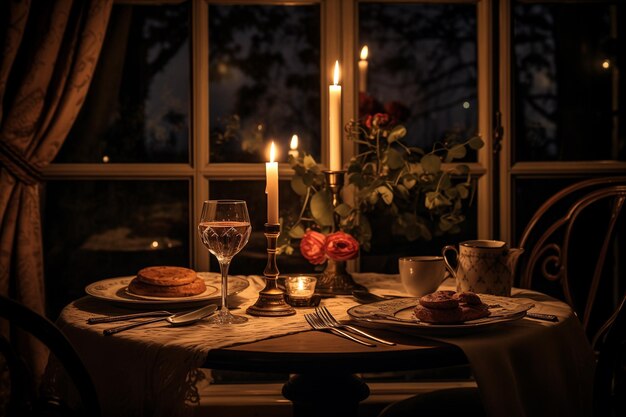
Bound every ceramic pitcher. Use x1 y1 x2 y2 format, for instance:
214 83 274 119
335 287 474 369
442 240 524 296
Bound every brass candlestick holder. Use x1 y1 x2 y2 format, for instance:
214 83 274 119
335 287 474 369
316 170 366 296
247 223 296 317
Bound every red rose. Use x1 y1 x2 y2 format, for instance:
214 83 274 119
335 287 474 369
300 230 327 265
372 113 390 127
324 232 359 261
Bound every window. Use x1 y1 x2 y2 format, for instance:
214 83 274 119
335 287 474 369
359 3 478 156
512 2 624 162
357 2 483 271
43 0 494 316
208 4 321 163
57 3 191 163
499 0 626 244
499 1 625 320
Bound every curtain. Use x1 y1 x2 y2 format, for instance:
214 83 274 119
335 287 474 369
0 0 113 379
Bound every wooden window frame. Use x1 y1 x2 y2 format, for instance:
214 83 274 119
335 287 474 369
42 0 495 273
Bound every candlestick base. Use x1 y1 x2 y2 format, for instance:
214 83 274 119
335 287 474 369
247 223 295 317
316 258 366 296
316 170 367 295
246 287 296 316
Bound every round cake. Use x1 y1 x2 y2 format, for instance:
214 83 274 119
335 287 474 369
136 266 197 287
128 277 206 298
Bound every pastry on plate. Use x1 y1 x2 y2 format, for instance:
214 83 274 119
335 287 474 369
414 290 490 324
128 277 206 298
127 266 206 298
136 266 197 286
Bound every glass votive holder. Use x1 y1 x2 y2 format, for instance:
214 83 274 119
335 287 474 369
285 276 317 307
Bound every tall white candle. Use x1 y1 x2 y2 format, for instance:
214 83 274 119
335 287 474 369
358 45 368 93
266 141 279 224
329 60 342 171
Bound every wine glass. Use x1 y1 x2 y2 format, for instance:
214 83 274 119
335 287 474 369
198 200 252 324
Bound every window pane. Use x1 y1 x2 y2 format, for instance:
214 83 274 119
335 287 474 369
43 180 190 318
358 3 478 160
207 180 312 275
56 2 191 163
209 4 321 163
513 2 625 161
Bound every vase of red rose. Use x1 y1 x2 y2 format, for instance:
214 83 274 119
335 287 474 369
299 230 364 295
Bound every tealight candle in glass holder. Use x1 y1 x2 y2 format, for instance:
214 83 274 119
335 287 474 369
285 276 317 306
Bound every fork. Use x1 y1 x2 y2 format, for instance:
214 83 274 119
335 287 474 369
304 314 375 347
315 306 396 346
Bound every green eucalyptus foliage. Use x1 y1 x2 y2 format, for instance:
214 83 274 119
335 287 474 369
279 115 483 255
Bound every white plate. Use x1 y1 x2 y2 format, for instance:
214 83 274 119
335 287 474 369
85 272 249 308
347 294 534 335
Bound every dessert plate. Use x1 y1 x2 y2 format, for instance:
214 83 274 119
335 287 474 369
347 294 534 335
85 272 249 308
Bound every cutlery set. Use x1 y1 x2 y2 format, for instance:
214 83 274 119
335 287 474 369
90 304 218 335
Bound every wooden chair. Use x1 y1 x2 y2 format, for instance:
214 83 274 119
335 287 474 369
516 176 626 417
379 176 626 417
0 295 100 417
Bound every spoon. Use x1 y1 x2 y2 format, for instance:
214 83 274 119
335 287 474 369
103 304 218 335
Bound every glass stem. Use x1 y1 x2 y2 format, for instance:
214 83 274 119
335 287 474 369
219 259 231 313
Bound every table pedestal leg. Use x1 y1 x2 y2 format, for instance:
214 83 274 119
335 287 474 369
282 373 370 417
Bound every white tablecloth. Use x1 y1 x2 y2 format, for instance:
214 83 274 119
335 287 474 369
54 273 595 417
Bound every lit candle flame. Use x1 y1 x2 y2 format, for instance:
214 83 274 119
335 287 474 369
269 141 276 163
360 45 368 60
333 60 340 86
290 135 298 150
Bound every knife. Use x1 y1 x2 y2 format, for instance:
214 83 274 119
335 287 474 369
88 310 174 324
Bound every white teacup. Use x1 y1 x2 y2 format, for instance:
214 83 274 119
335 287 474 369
398 256 447 296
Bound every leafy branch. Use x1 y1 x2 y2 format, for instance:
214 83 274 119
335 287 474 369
279 113 483 255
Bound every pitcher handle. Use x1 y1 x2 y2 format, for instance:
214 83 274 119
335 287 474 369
441 245 459 279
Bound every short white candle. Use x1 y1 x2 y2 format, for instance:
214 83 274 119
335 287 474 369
329 61 342 171
265 142 279 224
358 45 368 93
286 276 317 299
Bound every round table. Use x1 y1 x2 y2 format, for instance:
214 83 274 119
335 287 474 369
55 273 595 417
